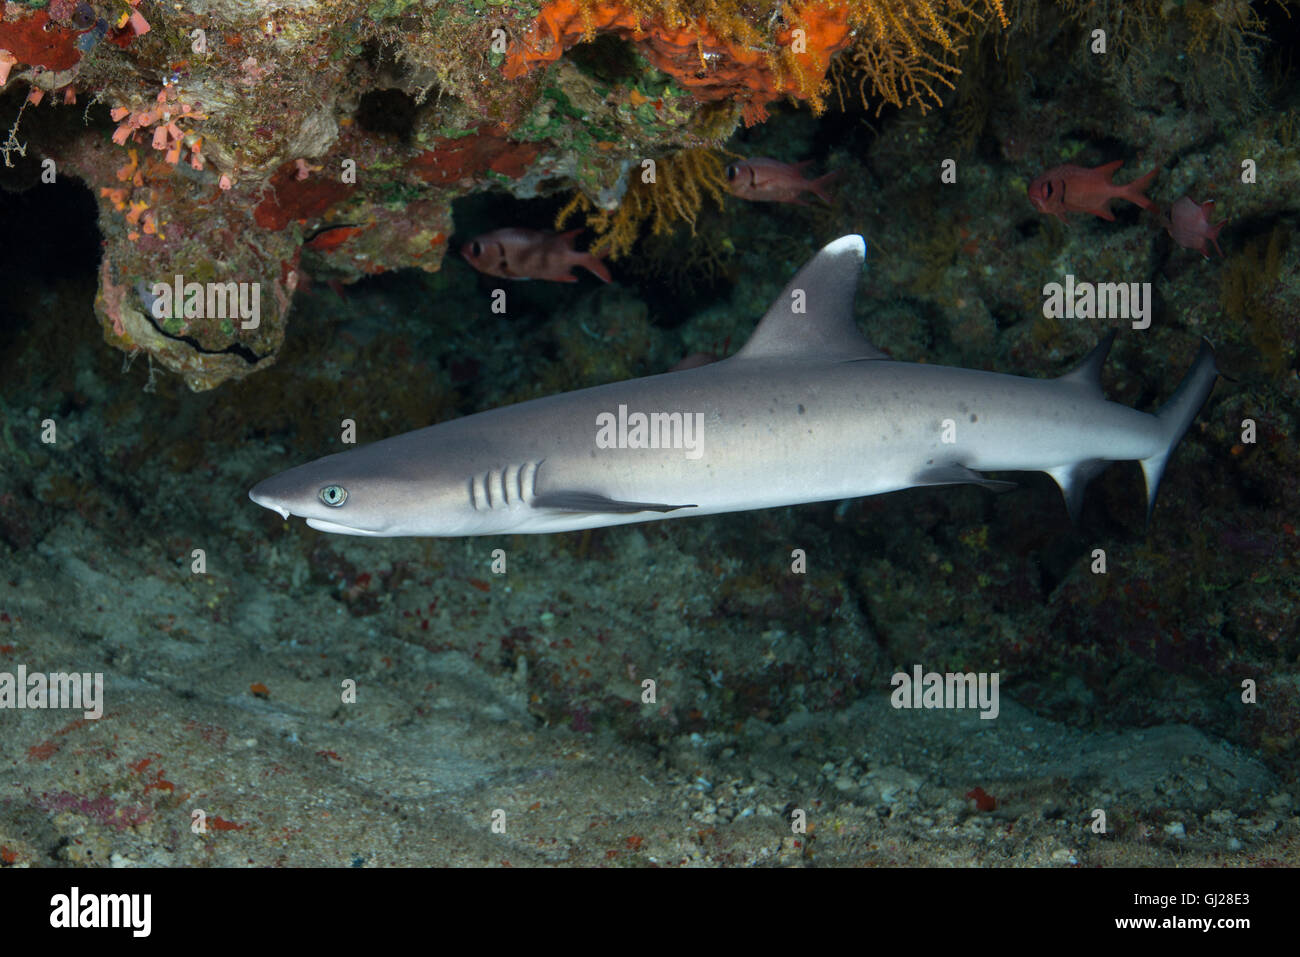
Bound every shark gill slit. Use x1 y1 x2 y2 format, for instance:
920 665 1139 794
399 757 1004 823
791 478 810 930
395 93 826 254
490 467 504 508
504 463 518 506
521 460 538 504
470 462 540 512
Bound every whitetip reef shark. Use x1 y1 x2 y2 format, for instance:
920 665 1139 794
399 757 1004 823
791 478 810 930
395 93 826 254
249 235 1217 537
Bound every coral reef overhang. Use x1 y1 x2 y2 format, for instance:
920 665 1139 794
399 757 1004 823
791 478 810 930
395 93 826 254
0 0 923 390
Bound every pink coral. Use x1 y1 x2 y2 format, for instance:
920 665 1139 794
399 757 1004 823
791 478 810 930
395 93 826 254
110 86 206 168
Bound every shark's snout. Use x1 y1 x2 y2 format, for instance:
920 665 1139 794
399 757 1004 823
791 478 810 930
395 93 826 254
248 484 291 520
248 470 390 536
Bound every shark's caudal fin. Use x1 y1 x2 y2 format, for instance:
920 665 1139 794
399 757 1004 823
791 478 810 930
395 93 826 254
735 235 889 362
1140 338 1219 521
1048 332 1217 523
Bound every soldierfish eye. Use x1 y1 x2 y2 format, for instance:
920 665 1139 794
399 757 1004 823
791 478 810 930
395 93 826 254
470 241 482 256
725 164 738 181
319 485 348 507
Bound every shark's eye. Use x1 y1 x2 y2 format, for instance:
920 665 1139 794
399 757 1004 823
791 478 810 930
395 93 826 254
319 485 348 507
725 164 738 181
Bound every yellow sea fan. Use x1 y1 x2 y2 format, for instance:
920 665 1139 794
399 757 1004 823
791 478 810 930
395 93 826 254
557 148 729 259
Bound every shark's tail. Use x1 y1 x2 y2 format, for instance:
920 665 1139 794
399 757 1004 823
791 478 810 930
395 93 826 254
1140 339 1218 520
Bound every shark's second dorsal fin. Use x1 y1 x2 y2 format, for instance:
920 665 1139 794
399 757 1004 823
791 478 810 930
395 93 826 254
735 235 889 362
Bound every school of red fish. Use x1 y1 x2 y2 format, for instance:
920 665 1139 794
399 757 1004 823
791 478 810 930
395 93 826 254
459 157 837 283
1026 159 1228 258
457 153 1230 292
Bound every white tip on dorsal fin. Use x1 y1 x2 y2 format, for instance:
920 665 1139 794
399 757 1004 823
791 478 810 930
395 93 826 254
735 235 889 362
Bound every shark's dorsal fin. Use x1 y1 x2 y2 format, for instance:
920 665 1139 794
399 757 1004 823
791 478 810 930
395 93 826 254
1058 330 1117 393
735 235 889 362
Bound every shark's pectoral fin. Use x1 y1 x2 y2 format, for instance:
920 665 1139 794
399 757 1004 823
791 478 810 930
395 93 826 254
913 465 1017 493
1046 460 1110 524
533 491 697 514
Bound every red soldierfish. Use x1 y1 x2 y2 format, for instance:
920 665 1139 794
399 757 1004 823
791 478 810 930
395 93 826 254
1162 196 1226 257
1027 160 1160 222
460 228 612 283
725 158 838 206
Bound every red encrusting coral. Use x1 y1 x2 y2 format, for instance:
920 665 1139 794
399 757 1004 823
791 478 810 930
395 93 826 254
407 125 542 185
503 0 853 124
0 6 85 73
254 160 357 230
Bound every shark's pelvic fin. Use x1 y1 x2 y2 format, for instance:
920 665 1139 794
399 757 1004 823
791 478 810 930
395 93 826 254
533 492 698 514
913 464 1016 493
1057 329 1117 393
1047 459 1110 524
1140 338 1219 522
735 235 890 362
1048 333 1119 522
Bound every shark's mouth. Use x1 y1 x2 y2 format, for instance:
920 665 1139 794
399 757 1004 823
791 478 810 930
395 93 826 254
304 517 387 537
248 488 387 536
